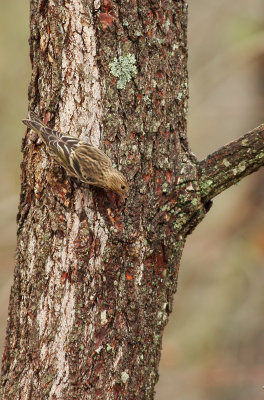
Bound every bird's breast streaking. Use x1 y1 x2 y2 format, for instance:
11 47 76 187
22 112 129 197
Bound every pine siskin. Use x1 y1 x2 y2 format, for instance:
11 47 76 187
22 112 129 197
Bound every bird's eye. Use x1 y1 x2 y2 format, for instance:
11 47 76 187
121 185 126 190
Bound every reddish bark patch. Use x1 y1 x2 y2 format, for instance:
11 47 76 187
156 175 162 196
161 130 170 138
107 208 123 231
113 383 122 395
61 271 69 284
99 12 116 29
126 273 133 281
101 0 114 13
145 246 166 277
166 171 172 184
143 174 150 183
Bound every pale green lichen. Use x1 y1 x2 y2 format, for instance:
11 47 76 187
121 371 129 383
106 343 113 352
109 53 137 89
164 19 170 31
233 161 246 175
256 151 264 159
143 94 151 104
162 182 168 193
157 38 165 45
200 179 213 193
242 139 248 146
153 333 160 344
100 310 108 325
222 158 230 167
191 198 199 206
177 92 183 101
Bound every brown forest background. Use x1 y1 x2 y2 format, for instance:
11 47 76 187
0 1 264 399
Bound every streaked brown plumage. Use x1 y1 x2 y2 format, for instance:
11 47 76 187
22 112 129 197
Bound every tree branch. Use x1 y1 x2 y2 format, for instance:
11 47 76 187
198 124 264 202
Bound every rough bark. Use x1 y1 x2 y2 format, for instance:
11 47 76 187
198 124 264 202
0 1 263 400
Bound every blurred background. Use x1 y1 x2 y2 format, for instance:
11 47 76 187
0 1 263 399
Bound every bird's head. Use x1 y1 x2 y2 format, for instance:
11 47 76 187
107 169 129 197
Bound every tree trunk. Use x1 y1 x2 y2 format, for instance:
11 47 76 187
1 1 264 399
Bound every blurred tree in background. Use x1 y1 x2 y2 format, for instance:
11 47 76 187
0 1 263 399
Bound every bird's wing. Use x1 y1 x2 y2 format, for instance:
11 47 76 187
22 116 79 177
70 144 112 185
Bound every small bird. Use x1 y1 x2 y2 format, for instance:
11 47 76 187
22 112 129 197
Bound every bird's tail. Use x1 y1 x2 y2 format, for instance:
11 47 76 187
22 112 59 146
22 112 80 175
